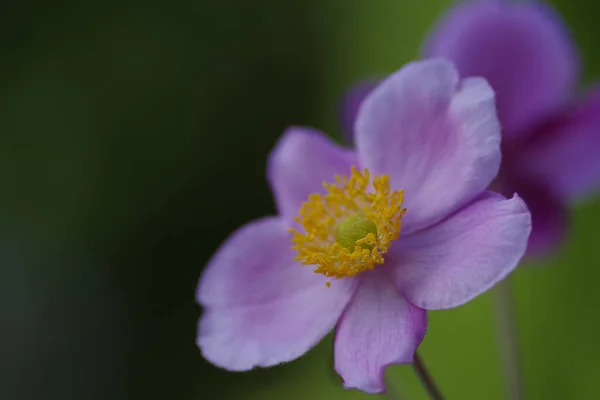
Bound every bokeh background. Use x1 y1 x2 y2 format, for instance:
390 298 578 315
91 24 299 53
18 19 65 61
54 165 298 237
2 0 600 399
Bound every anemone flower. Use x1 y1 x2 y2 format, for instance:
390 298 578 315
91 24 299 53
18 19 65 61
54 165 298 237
197 59 531 394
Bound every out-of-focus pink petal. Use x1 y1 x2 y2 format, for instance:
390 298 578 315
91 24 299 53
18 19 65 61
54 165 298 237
392 192 531 310
197 217 357 370
267 127 359 223
339 79 380 146
424 0 578 139
355 59 501 233
515 89 600 201
334 272 427 394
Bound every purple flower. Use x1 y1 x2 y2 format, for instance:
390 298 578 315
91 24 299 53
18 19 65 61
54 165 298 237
197 60 531 394
341 0 600 258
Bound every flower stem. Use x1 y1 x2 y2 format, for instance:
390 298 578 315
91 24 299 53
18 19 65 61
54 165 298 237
414 353 444 400
492 277 524 400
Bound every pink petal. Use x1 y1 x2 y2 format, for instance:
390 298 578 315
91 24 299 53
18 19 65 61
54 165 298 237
267 127 359 223
334 272 427 394
339 79 380 146
197 217 357 370
392 192 531 310
493 174 567 259
514 89 600 201
355 59 501 232
424 0 578 139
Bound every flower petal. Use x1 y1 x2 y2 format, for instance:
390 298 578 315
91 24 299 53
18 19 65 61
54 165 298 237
339 79 380 146
424 0 578 139
267 127 359 223
392 192 531 310
493 174 568 259
197 217 357 370
514 89 600 201
334 272 427 394
355 59 501 232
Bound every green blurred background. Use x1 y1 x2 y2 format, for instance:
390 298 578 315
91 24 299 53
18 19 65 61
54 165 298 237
2 0 600 399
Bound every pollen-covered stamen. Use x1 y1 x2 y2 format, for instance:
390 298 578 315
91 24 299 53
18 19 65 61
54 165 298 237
289 166 406 284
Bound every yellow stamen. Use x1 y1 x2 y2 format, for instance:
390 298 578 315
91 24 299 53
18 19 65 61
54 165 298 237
289 166 406 283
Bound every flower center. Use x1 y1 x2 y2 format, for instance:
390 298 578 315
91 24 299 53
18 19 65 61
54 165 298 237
334 214 378 251
290 166 406 286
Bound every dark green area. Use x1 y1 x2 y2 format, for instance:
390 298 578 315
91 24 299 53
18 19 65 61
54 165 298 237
1 1 599 399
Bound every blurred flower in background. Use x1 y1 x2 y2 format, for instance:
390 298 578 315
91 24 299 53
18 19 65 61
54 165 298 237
342 0 600 258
